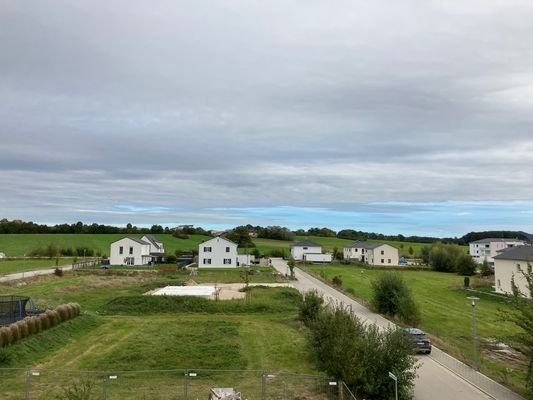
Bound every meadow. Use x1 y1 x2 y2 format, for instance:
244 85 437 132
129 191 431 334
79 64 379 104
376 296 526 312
304 263 528 395
0 268 326 399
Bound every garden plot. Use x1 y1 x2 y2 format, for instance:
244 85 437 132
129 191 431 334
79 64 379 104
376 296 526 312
149 283 293 300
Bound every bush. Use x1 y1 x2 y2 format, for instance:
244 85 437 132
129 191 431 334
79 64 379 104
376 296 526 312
464 276 470 288
173 233 189 240
54 268 64 277
371 273 420 326
299 290 325 325
456 254 476 276
165 255 177 264
309 305 418 399
480 260 492 277
332 275 343 287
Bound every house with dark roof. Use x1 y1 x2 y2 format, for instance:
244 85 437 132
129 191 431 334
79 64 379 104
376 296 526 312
290 240 332 262
493 246 533 298
343 241 399 266
469 238 526 265
109 235 165 266
141 234 165 261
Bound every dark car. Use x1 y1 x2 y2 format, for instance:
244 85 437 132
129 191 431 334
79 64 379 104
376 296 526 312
403 328 432 354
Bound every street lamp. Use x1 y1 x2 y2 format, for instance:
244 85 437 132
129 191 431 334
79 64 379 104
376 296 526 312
467 296 480 370
388 371 398 400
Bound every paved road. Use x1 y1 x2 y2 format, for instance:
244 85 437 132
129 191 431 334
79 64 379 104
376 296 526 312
271 259 494 400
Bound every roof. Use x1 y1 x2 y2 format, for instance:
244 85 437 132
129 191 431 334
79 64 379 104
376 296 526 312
111 237 150 245
201 236 238 247
142 234 163 249
345 241 383 250
291 240 321 248
493 246 533 261
470 238 524 244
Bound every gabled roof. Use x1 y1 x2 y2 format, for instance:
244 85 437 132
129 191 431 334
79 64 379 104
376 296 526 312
345 241 382 249
111 237 149 245
471 238 524 244
291 240 321 248
493 246 533 261
142 234 163 249
201 236 238 247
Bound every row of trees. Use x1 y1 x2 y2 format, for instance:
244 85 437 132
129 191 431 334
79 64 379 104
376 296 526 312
299 290 418 399
421 242 478 276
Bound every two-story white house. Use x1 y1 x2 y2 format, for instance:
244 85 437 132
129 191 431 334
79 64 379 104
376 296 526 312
469 238 526 265
493 246 532 298
343 241 399 266
290 240 332 262
198 237 238 267
109 237 152 266
141 234 165 262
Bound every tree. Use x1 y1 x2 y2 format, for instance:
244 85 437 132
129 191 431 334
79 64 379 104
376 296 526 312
371 273 420 326
224 226 255 248
507 266 533 395
287 256 296 279
455 254 476 276
480 260 492 277
408 246 414 256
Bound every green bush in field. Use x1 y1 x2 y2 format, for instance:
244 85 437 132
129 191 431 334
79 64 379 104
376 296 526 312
299 289 324 325
371 273 420 326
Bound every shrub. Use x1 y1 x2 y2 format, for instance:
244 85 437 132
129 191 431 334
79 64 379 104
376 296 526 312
173 233 189 240
0 327 12 347
299 289 325 325
456 254 476 276
480 260 492 277
54 268 64 277
165 255 177 264
464 276 470 288
332 275 343 287
371 273 420 326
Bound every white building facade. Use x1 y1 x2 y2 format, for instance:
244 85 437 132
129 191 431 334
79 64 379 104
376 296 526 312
344 241 399 266
493 246 532 298
198 237 238 267
109 237 151 266
469 238 526 264
290 240 323 261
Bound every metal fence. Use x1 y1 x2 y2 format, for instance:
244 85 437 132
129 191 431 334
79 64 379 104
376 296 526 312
429 346 525 400
0 368 344 400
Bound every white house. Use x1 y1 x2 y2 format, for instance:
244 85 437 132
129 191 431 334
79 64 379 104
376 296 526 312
493 246 532 298
141 234 165 262
469 238 526 264
198 237 238 268
109 237 152 266
343 241 400 266
290 240 332 262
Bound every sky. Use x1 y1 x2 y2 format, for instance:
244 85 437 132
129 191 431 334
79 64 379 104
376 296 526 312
2 0 533 237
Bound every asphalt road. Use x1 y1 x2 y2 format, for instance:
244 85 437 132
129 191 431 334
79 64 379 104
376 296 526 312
270 258 493 400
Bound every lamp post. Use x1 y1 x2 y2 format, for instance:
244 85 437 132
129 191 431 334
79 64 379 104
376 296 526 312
467 296 480 370
388 371 398 400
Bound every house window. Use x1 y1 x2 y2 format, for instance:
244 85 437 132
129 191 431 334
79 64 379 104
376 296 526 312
125 257 134 265
223 258 232 264
388 259 391 264
303 247 308 250
381 259 384 263
119 246 123 255
204 247 212 252
381 250 384 255
361 249 365 254
129 247 133 255
355 248 358 252
497 279 501 288
226 247 230 252
203 258 211 265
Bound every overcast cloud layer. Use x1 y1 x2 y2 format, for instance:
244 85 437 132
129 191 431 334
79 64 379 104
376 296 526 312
2 0 533 236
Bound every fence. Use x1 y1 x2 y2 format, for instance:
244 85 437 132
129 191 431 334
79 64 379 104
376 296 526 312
0 368 346 400
430 346 525 400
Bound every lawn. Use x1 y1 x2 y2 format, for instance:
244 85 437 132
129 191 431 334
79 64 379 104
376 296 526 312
0 258 76 275
0 269 326 400
304 263 528 395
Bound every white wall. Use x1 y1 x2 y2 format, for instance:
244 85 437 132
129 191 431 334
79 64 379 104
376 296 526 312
198 237 238 267
110 238 150 266
303 253 332 263
494 259 531 298
291 245 322 261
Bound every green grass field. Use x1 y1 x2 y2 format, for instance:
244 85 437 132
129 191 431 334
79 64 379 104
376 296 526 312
0 269 325 399
0 258 76 275
304 263 527 395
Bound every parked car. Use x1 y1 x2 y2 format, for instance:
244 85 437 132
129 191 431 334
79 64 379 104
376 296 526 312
403 328 432 354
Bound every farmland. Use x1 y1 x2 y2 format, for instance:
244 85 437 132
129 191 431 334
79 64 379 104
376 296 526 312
0 269 325 399
304 263 528 394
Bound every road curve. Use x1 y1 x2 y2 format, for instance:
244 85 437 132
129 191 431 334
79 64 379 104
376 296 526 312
270 258 494 400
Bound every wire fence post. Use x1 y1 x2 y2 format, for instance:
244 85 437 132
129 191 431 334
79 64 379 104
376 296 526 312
261 372 267 400
24 368 30 400
102 373 109 400
184 369 189 400
338 380 344 400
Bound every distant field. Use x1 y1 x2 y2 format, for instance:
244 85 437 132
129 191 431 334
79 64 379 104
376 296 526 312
0 234 212 257
304 263 527 395
0 258 76 275
0 270 320 399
